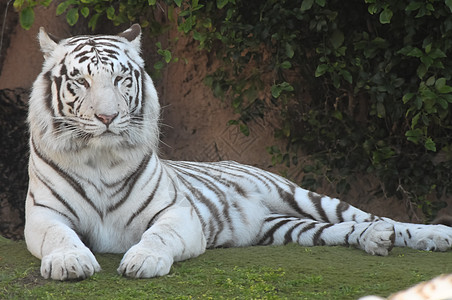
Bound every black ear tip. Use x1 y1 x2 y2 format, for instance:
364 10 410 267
119 24 142 42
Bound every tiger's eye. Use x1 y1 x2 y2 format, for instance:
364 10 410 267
76 78 89 87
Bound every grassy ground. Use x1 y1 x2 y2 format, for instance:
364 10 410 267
1 236 451 299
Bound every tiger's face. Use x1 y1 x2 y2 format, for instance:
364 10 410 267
29 25 159 154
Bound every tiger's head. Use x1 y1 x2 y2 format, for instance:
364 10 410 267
29 25 160 161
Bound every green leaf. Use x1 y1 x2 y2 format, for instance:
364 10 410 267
426 76 435 86
106 6 115 20
271 85 282 98
239 123 250 136
376 102 386 118
66 7 79 26
315 0 326 7
88 13 100 30
437 97 448 109
402 93 415 104
341 70 353 84
429 48 447 59
13 0 25 10
435 78 452 94
405 128 423 144
332 110 343 120
285 43 294 58
300 0 314 11
446 0 452 12
405 2 422 11
330 29 344 49
174 0 182 7
154 61 165 70
56 1 71 16
411 112 420 128
162 50 172 63
148 0 157 5
406 47 423 58
280 61 292 69
80 7 89 18
217 0 229 9
315 64 329 77
40 0 53 7
417 63 427 79
425 138 436 152
379 8 393 24
19 7 34 30
232 96 242 109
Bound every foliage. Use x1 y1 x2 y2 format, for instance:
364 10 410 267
176 0 452 221
13 0 452 220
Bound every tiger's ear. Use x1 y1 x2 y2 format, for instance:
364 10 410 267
38 27 59 59
118 24 141 50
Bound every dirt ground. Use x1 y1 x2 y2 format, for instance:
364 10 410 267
1 3 450 240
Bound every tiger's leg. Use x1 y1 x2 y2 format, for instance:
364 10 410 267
118 201 206 278
287 188 452 251
258 215 395 255
380 218 452 251
25 196 101 280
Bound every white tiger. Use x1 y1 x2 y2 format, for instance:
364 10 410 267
25 24 452 281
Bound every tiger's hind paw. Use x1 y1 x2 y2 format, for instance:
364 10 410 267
361 221 395 256
411 225 452 252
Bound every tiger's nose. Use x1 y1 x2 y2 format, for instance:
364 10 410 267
95 113 118 126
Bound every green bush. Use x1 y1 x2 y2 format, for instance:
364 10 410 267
14 0 452 220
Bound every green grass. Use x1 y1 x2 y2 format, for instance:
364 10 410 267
1 236 451 299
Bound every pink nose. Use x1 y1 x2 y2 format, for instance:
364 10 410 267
95 113 118 125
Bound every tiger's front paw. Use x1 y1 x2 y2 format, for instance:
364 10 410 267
41 247 101 280
118 245 173 278
361 221 395 256
412 225 452 251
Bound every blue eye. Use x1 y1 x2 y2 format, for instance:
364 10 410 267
76 78 89 87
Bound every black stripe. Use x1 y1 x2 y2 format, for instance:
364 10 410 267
126 170 163 226
146 190 177 229
74 50 91 59
216 163 314 220
31 139 102 219
283 221 307 245
54 76 64 116
170 161 248 197
258 218 293 245
134 69 141 111
174 173 223 246
32 164 80 222
296 222 317 242
308 192 329 222
107 152 154 213
29 191 75 228
344 224 354 247
312 223 334 245
43 71 53 115
336 201 350 222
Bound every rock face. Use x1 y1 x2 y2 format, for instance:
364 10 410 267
1 4 449 240
0 89 28 240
